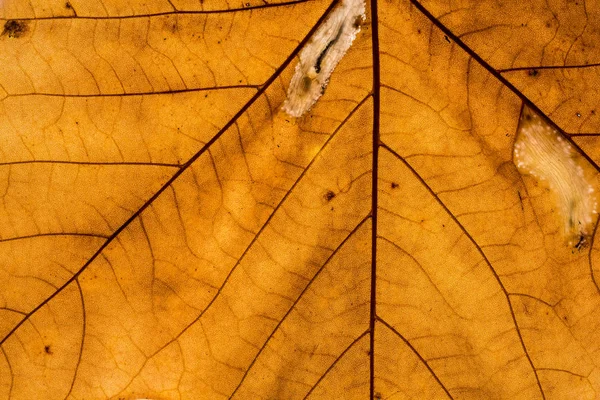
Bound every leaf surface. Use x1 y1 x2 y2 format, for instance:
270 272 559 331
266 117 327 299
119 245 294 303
1 0 600 399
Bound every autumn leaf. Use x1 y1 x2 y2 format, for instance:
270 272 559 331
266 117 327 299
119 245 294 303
1 0 599 398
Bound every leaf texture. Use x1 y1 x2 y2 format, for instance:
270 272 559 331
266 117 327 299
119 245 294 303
1 0 600 399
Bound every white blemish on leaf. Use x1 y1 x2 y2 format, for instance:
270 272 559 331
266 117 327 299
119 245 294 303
513 106 598 245
282 0 365 117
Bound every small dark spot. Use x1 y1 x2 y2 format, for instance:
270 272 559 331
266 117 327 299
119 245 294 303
576 112 581 117
417 29 421 34
353 15 362 29
245 2 250 6
65 1 72 9
444 34 450 43
592 109 596 115
44 345 52 355
528 69 539 77
2 20 28 38
574 234 587 251
391 182 399 189
546 21 552 28
324 190 336 201
301 76 312 92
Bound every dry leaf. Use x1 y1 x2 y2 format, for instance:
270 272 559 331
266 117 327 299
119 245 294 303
1 0 600 398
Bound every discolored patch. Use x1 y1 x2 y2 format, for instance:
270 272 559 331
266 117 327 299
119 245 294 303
513 106 598 246
324 190 336 201
2 20 28 38
282 0 365 117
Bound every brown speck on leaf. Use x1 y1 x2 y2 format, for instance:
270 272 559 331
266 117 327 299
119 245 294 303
2 20 28 39
444 34 450 43
324 190 336 201
391 182 399 189
44 345 52 355
301 76 312 92
528 69 539 77
65 1 72 9
574 234 588 251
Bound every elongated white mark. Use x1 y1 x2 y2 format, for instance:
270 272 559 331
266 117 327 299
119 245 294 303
513 106 598 246
282 0 365 117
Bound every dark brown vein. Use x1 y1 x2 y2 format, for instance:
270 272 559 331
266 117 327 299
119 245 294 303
0 0 311 21
377 317 454 399
498 63 600 73
6 85 260 99
65 279 86 398
589 217 600 295
303 330 369 399
0 160 181 168
369 0 381 396
0 232 109 244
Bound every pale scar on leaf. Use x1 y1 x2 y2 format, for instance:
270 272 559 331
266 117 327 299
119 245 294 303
513 106 598 248
282 0 366 117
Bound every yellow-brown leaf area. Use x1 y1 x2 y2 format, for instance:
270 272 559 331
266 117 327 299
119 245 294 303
421 0 600 69
378 0 600 398
3 0 600 398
